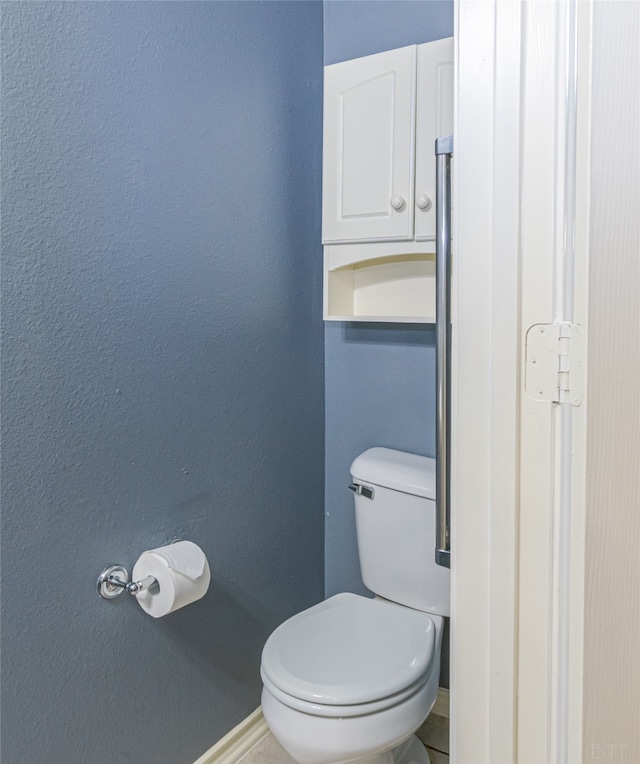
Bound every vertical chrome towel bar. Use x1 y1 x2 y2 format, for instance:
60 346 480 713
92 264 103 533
435 134 453 569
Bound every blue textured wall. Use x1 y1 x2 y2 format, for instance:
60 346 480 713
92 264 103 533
0 3 324 762
323 0 453 686
324 0 453 65
325 324 437 596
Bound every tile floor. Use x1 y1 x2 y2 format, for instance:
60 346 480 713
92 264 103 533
239 732 294 764
416 710 450 763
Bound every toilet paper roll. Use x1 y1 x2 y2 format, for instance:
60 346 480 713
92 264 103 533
132 541 211 618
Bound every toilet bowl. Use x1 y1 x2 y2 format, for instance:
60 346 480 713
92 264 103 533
261 593 444 764
261 674 435 764
260 448 450 764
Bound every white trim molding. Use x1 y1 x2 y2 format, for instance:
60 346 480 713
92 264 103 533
516 2 592 762
193 707 268 764
454 0 593 761
452 1 522 760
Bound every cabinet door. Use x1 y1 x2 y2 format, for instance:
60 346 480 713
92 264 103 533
323 46 416 244
415 38 454 241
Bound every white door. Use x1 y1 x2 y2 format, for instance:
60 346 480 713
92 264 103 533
415 38 454 241
322 46 416 243
453 1 640 761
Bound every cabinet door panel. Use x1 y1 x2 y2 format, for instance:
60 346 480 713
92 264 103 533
323 46 415 243
415 38 454 241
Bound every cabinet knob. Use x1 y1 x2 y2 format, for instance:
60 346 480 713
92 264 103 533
416 194 432 210
390 195 405 211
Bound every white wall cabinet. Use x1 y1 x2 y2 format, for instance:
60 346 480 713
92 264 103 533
323 46 416 243
414 40 454 241
322 38 453 322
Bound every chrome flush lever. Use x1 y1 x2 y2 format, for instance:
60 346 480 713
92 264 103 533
348 483 375 500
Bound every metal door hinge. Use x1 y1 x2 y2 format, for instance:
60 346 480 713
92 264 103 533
525 323 584 406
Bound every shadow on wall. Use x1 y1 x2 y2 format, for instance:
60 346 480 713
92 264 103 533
163 582 271 691
342 322 436 347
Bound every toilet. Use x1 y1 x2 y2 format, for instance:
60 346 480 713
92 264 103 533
260 447 450 764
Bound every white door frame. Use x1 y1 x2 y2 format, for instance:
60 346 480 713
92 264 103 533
452 1 591 761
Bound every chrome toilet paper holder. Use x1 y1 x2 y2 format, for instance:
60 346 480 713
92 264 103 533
97 565 158 600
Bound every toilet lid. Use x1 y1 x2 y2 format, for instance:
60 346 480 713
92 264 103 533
261 593 435 706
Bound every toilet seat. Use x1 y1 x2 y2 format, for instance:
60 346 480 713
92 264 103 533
261 666 430 718
261 593 436 709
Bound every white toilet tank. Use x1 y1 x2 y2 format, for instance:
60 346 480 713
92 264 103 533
350 447 450 618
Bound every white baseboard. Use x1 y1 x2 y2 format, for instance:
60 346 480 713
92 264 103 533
193 707 268 764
